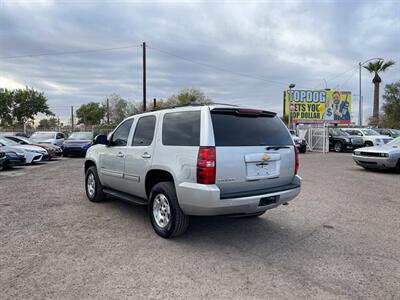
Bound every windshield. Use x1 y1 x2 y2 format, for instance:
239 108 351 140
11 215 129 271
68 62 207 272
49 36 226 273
13 136 31 144
0 137 19 146
67 132 93 140
362 129 379 136
330 128 349 136
211 111 293 146
388 137 400 145
30 132 55 140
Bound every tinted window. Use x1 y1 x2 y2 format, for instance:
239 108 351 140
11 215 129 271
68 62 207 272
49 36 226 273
110 119 134 146
211 111 293 146
162 111 200 146
56 133 64 139
132 116 156 146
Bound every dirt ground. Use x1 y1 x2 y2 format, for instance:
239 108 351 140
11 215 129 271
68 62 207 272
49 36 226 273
1 153 399 299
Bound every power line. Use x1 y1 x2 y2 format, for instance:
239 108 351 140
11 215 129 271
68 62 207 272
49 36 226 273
0 44 141 60
147 45 289 87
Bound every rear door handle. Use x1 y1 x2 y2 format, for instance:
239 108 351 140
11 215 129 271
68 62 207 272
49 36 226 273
141 153 151 159
117 152 124 158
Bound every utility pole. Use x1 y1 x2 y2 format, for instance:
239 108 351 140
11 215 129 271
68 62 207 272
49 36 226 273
106 98 110 125
71 106 74 131
142 42 147 112
359 62 362 127
153 98 156 110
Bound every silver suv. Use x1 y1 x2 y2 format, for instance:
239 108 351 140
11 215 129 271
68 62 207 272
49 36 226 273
84 105 301 238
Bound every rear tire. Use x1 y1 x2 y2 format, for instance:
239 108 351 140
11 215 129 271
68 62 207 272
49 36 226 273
334 142 343 152
85 166 105 202
149 182 189 238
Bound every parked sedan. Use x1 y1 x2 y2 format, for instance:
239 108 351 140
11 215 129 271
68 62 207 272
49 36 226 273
353 137 400 172
0 137 47 163
374 128 400 138
289 130 307 153
328 128 364 152
62 131 94 157
30 131 66 146
0 147 26 170
3 135 62 159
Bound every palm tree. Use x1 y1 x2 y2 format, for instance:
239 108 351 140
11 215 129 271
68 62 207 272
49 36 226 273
363 59 395 125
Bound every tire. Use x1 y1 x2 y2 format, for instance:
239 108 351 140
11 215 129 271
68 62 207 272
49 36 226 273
396 159 400 174
85 166 105 202
334 142 343 152
149 182 189 238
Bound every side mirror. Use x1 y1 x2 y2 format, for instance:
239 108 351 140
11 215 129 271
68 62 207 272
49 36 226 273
93 135 108 145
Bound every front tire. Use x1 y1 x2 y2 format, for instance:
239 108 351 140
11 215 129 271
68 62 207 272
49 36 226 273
334 142 343 152
149 182 189 238
85 166 105 202
396 159 400 174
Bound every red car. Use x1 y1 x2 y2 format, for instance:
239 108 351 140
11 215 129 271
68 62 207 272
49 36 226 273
3 135 62 159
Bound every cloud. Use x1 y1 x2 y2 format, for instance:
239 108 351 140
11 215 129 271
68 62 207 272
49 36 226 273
0 0 398 125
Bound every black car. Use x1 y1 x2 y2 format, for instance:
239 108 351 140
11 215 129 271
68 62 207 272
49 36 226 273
290 130 307 153
328 128 364 152
0 149 26 170
374 128 400 138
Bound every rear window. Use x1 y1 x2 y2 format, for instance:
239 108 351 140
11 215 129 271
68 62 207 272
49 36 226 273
211 111 293 146
162 111 201 146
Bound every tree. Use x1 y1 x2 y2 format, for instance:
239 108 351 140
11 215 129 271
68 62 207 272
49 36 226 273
12 87 53 125
0 88 13 125
76 102 106 126
363 59 395 125
0 87 52 126
167 88 213 106
107 94 136 125
153 88 213 110
380 81 400 128
37 117 59 130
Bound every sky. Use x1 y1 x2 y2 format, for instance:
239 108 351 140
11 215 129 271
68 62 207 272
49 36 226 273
0 0 399 125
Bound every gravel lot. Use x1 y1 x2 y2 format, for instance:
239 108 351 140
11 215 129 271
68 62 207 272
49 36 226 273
1 153 399 299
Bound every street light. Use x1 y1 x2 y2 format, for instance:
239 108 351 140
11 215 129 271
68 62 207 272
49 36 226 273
288 83 296 130
358 57 383 127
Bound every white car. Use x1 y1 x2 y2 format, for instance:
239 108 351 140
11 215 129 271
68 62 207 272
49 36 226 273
0 137 47 163
343 128 393 147
30 131 66 146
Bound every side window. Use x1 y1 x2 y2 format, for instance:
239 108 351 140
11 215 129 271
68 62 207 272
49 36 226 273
132 116 156 146
162 111 201 146
110 119 134 146
56 133 64 139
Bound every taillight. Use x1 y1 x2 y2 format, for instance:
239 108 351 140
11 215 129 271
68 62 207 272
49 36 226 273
294 146 299 175
197 146 216 184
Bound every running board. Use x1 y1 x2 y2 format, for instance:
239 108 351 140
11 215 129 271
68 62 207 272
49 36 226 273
103 188 148 206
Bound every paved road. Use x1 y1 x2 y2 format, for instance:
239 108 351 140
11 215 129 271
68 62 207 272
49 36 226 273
1 154 399 299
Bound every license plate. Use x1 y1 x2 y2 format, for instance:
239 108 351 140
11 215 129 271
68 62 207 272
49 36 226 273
246 161 280 180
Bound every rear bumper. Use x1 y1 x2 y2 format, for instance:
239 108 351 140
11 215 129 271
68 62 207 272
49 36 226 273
352 155 397 169
176 175 301 216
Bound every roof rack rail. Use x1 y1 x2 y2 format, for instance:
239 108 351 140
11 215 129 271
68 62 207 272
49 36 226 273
211 102 238 107
150 103 205 112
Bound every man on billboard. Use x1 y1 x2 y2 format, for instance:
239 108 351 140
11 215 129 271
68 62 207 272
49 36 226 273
332 91 350 121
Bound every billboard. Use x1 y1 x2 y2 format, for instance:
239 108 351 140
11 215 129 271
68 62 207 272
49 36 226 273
284 90 352 124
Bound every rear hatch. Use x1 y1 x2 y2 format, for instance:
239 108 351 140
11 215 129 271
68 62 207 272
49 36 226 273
210 108 296 198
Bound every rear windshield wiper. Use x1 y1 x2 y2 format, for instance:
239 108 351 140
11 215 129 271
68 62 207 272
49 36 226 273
265 146 292 150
